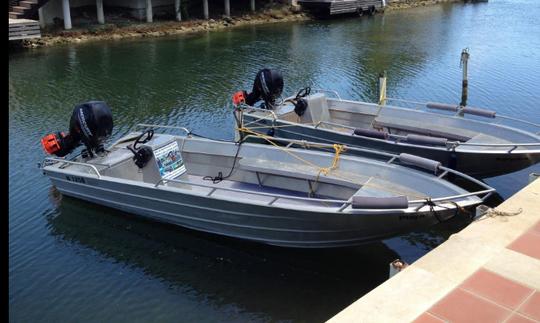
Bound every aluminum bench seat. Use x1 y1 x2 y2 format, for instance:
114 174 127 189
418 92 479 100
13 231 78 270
373 115 479 141
238 157 367 189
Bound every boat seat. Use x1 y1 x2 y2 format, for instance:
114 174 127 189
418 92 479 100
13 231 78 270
351 178 427 200
461 133 514 151
373 116 478 141
88 146 134 169
237 157 367 189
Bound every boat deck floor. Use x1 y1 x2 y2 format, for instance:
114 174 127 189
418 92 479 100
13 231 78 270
170 174 343 208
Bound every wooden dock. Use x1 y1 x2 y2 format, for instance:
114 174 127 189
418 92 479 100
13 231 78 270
9 18 41 41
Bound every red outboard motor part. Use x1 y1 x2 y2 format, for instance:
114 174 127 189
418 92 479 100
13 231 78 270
41 101 113 157
233 69 284 109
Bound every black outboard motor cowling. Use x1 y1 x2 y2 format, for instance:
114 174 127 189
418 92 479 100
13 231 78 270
41 101 113 157
233 69 284 109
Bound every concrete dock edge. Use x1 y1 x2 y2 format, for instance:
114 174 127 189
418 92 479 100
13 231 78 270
328 179 540 323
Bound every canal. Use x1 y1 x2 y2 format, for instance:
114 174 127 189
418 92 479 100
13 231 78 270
9 1 540 322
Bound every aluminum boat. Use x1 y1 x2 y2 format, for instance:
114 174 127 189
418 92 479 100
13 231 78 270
41 124 494 248
237 90 540 177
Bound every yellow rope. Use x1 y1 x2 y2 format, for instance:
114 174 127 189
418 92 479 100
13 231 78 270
317 144 346 176
238 126 346 177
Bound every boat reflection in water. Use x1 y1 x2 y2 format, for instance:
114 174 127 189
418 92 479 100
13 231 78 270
45 183 503 321
47 190 400 321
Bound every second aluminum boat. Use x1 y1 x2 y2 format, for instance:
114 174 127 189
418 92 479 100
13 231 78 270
237 89 540 177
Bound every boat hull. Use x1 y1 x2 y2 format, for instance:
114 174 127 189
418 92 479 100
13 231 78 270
47 171 459 248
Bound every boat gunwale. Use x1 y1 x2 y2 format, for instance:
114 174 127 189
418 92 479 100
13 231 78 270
45 165 484 218
42 132 493 213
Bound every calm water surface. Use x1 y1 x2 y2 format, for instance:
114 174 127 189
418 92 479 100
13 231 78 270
9 1 540 322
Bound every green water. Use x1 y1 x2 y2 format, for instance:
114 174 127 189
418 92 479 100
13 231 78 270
9 1 540 322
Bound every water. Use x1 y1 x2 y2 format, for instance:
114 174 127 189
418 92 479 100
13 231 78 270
9 1 540 322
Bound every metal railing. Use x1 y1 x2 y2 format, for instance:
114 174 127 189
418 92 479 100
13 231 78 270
135 123 191 135
43 157 102 179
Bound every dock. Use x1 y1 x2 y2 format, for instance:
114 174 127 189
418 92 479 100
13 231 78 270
329 179 540 322
9 18 41 41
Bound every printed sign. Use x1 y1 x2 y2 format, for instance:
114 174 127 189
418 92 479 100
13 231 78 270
153 141 186 179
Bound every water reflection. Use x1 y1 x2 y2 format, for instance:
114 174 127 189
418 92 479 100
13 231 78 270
48 194 400 321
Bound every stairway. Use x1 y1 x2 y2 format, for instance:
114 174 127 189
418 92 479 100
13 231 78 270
9 0 47 20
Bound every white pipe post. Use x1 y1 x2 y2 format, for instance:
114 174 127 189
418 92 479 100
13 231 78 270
38 7 45 28
224 0 230 17
146 0 153 22
175 0 182 21
62 0 72 30
203 0 209 19
96 0 105 24
250 0 255 12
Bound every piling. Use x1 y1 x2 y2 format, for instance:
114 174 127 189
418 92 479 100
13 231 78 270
224 0 230 17
146 0 153 22
175 0 182 21
62 0 72 30
96 0 105 24
203 0 209 19
460 48 470 108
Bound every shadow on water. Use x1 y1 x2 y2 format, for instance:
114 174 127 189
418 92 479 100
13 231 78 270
47 188 400 321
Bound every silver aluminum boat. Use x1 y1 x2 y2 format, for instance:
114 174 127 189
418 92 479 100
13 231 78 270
41 125 494 248
237 90 540 177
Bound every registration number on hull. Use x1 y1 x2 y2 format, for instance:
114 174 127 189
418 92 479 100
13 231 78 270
65 175 86 183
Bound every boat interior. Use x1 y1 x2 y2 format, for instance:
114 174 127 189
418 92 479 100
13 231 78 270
46 132 479 210
256 93 539 150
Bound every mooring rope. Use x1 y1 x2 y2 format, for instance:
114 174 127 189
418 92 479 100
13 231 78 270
485 208 523 218
415 198 471 223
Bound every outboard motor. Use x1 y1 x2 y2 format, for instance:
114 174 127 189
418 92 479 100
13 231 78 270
41 101 113 158
232 68 284 109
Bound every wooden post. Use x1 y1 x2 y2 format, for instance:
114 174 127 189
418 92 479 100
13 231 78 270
62 0 72 30
96 0 105 24
146 0 153 22
378 71 387 106
224 0 230 17
250 0 255 12
175 0 182 21
203 0 209 19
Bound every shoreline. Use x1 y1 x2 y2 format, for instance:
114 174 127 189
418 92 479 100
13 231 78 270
20 0 463 48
